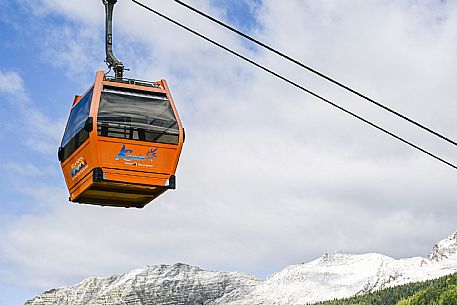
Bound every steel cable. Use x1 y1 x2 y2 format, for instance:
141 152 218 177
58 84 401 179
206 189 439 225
171 0 457 148
131 0 457 170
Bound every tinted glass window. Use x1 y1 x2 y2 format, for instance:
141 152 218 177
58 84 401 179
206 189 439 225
62 89 93 146
60 89 93 162
61 129 89 162
97 88 179 145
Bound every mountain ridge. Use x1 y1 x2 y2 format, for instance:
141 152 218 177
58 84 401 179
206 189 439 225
26 230 457 305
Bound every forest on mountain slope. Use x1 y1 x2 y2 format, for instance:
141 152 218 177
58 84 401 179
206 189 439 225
311 272 457 305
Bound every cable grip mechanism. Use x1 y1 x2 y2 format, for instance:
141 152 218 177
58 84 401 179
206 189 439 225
103 0 126 80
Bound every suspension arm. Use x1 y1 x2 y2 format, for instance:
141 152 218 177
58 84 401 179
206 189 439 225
103 0 125 79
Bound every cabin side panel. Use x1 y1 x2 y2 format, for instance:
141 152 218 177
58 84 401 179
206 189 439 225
97 138 178 175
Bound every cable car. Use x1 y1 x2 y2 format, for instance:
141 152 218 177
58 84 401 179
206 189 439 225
58 0 184 208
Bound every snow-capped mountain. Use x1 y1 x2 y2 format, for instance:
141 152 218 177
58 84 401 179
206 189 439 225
26 231 457 305
25 264 260 305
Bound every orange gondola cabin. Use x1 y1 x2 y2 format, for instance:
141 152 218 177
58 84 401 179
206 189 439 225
58 71 184 208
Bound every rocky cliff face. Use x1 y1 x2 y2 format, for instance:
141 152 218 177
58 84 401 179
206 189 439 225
26 231 457 305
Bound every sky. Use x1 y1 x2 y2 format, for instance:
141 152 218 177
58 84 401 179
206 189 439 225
0 0 456 304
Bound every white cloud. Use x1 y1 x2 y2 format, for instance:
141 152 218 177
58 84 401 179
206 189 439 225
22 0 103 25
0 68 64 156
5 162 44 177
0 70 26 99
2 0 457 294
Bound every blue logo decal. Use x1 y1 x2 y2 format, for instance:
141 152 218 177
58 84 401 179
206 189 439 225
116 145 158 162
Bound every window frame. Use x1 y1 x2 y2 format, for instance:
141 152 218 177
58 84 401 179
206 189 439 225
96 87 180 145
60 88 94 162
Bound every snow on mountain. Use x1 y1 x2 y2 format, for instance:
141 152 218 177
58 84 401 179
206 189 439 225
25 263 260 305
26 231 457 305
429 231 457 261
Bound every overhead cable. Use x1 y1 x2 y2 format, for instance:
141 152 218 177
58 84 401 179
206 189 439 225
171 0 457 148
131 0 457 170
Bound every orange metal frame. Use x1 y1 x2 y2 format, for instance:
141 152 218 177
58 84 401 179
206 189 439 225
60 71 184 208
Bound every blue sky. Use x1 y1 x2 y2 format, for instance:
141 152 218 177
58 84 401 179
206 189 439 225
0 3 67 218
0 3 67 303
212 0 261 30
1 0 457 304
